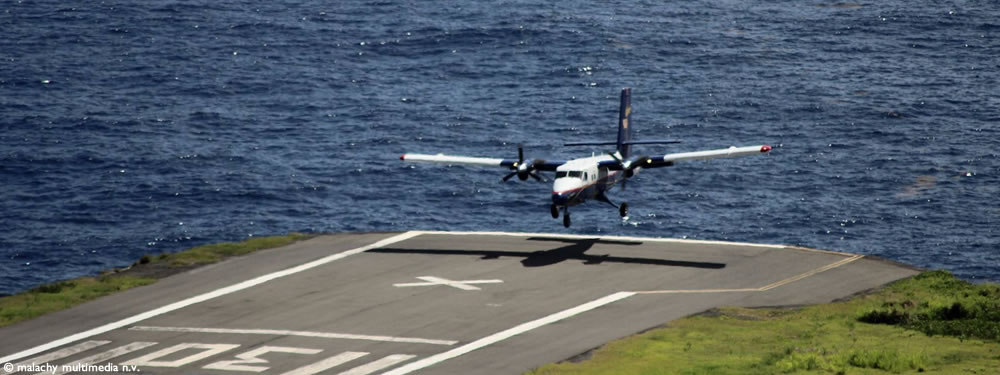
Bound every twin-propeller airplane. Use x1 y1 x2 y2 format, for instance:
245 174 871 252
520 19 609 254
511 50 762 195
400 88 771 227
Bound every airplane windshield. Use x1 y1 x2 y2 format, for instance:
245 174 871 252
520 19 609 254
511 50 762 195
556 171 583 179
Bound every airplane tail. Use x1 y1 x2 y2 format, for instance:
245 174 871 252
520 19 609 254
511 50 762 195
563 87 680 152
616 88 632 159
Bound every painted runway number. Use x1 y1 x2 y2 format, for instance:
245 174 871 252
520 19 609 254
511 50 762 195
123 343 240 368
203 346 322 372
11 341 421 375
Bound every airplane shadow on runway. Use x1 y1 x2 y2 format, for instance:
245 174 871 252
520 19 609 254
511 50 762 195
369 237 726 269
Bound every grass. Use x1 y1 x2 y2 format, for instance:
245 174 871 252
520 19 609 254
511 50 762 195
527 271 1000 375
0 233 312 329
162 233 313 267
0 276 157 329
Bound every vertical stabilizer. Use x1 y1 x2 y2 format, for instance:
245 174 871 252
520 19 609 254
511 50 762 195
616 88 632 158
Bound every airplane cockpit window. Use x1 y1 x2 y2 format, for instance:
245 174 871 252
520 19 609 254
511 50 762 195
556 171 584 179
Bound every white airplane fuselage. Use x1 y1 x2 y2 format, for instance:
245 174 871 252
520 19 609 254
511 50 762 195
551 155 627 208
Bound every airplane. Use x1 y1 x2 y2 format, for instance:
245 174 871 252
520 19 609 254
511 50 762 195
400 88 772 228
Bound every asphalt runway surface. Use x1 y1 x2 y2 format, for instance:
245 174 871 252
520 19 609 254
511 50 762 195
0 232 920 374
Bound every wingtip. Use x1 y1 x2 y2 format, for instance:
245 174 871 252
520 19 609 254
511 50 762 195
399 154 406 160
761 145 772 153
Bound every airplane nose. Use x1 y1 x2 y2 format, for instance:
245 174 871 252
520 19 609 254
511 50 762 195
552 193 570 205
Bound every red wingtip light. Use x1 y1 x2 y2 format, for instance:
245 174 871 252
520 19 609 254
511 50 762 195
761 145 772 153
400 154 406 160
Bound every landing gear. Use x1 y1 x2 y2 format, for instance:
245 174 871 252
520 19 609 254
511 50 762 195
597 192 629 218
563 210 571 228
550 204 559 219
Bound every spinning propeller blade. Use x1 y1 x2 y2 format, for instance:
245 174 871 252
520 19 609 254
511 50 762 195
607 151 651 191
502 144 546 182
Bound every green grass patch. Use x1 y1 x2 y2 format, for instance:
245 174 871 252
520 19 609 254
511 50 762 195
857 271 1000 342
0 276 156 328
527 271 1000 375
163 233 312 267
0 233 313 329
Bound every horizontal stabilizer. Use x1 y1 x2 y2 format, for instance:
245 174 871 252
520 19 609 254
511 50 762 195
622 139 681 145
564 140 681 147
563 141 618 146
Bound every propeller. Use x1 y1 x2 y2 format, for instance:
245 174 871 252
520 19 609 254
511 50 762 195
502 144 547 182
607 151 650 190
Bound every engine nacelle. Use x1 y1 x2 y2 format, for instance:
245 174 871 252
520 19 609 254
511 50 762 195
517 159 535 180
623 155 649 178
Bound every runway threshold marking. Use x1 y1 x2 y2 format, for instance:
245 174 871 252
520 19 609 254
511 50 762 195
0 232 424 365
393 276 504 291
278 353 416 375
335 354 416 375
381 291 636 375
128 326 458 346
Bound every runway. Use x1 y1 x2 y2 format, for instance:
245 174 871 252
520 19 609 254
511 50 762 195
0 231 920 375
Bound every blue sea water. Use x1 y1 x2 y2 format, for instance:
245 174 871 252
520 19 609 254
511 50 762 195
1 0 998 296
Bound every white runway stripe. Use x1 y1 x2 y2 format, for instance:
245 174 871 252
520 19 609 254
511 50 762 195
0 232 423 365
129 326 458 346
337 354 416 375
278 352 369 375
381 291 636 375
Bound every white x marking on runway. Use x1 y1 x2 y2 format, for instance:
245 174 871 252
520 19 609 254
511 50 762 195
393 276 503 291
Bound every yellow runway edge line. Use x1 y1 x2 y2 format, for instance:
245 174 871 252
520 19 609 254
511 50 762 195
633 255 864 295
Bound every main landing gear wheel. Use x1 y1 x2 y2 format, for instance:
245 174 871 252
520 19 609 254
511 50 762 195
619 202 629 217
563 211 571 228
550 204 559 219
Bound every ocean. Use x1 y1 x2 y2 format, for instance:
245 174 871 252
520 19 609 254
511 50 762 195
2 0 998 296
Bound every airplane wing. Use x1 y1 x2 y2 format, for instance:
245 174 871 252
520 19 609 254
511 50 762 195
598 145 771 169
653 144 771 166
400 153 566 171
